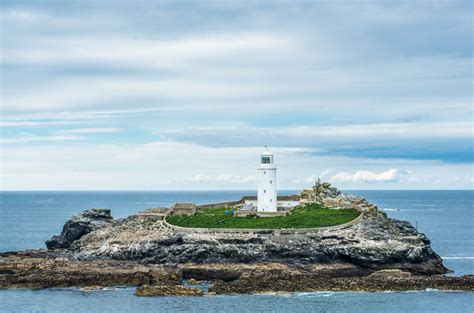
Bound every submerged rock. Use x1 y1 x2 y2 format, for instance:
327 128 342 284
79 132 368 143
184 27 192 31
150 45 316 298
46 208 113 249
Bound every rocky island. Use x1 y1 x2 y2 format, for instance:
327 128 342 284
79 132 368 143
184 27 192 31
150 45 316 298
1 183 472 295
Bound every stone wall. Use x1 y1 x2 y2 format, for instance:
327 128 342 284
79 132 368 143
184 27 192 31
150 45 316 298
196 200 242 210
162 212 364 235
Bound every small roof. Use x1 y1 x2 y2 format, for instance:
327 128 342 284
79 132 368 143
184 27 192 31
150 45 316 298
261 145 273 156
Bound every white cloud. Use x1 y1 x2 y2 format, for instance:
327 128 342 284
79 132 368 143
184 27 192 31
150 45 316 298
0 120 88 127
173 174 212 183
330 169 409 183
155 123 472 144
3 33 291 68
1 141 472 190
63 127 121 134
1 1 471 191
216 174 256 184
0 135 86 144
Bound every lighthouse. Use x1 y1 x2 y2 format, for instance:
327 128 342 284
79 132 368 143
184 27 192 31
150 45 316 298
257 147 277 212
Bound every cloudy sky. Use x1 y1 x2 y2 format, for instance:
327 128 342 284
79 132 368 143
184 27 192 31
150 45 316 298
1 0 472 190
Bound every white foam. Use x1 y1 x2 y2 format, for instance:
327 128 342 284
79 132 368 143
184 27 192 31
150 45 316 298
442 256 474 260
381 208 405 211
294 291 335 297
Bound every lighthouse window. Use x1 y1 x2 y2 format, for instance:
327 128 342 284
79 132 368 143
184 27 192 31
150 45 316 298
270 199 272 202
262 156 271 163
264 189 266 193
270 180 272 184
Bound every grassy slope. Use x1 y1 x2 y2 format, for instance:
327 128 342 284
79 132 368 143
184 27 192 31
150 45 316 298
166 204 361 229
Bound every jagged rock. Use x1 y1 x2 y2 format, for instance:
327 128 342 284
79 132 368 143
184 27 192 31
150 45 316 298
46 209 113 249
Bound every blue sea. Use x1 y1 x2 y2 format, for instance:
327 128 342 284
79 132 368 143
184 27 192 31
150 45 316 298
0 190 473 312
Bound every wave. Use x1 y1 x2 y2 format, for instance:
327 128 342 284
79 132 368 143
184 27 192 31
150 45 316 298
442 256 474 260
294 291 334 297
381 207 441 212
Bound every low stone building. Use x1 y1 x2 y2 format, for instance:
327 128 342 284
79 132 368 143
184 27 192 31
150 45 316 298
172 203 197 216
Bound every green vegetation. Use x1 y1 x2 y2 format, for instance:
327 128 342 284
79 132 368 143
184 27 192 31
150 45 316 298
166 204 360 229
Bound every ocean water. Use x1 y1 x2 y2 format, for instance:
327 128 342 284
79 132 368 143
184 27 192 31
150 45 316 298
0 190 473 312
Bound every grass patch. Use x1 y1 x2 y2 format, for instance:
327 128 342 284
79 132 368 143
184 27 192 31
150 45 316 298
166 204 360 229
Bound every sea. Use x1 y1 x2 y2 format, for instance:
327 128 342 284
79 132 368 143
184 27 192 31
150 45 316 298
0 190 473 312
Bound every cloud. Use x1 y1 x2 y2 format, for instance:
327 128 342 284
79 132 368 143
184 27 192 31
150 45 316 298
0 120 88 127
0 1 472 190
330 169 409 183
154 123 472 143
2 140 471 190
0 135 85 144
173 174 212 183
63 127 121 134
216 174 256 184
295 168 334 184
173 173 256 184
152 123 473 163
3 33 290 68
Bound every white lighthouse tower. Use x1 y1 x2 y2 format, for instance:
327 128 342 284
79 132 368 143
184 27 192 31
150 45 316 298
257 147 277 212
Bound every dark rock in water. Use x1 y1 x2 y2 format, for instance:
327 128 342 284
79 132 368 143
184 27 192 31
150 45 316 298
45 209 113 249
0 251 172 289
135 284 204 296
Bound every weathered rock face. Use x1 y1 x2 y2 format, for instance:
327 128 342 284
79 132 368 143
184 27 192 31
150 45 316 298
46 209 113 250
69 191 447 275
207 265 474 294
1 252 472 293
0 250 176 289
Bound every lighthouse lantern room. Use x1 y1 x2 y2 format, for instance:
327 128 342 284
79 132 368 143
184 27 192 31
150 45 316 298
257 147 277 212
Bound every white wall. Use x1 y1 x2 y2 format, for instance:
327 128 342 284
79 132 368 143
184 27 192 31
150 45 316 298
257 165 277 212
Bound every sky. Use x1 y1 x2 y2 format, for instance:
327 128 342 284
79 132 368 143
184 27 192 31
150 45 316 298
0 0 473 190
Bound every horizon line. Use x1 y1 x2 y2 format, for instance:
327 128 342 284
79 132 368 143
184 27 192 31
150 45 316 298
1 189 473 192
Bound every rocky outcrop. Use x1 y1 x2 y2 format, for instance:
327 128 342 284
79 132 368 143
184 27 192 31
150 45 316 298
135 284 203 296
300 181 341 204
208 265 474 294
1 252 472 293
0 250 177 289
69 193 447 275
46 209 113 249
